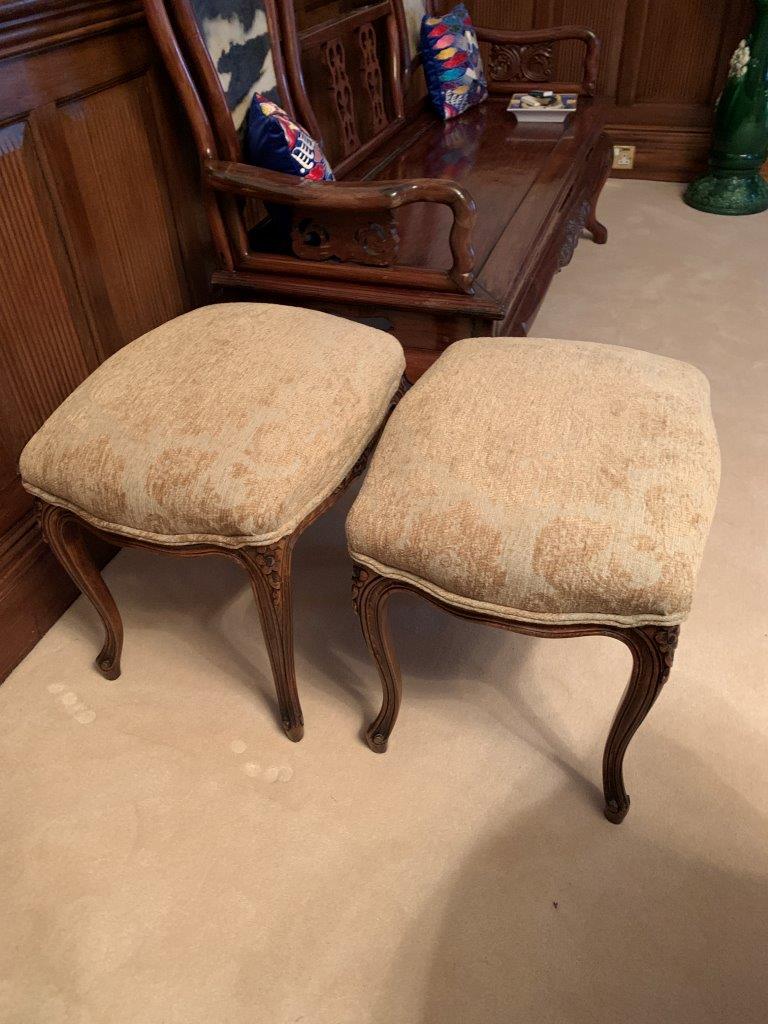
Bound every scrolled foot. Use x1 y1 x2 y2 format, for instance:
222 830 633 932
365 727 389 753
604 796 629 825
282 716 304 742
96 652 121 680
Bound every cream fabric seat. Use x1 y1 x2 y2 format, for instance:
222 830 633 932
21 303 405 547
347 337 720 627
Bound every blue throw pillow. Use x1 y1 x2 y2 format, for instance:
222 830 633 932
243 94 334 180
421 4 488 120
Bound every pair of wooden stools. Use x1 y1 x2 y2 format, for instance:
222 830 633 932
20 304 720 823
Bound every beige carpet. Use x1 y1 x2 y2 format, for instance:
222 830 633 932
2 180 767 1024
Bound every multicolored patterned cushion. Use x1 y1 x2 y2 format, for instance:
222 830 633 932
243 95 334 181
420 4 488 120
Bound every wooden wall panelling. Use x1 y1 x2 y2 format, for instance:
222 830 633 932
538 0 629 98
0 116 105 682
468 0 755 181
0 0 211 681
472 1 536 29
0 120 100 432
624 1 731 110
58 76 191 350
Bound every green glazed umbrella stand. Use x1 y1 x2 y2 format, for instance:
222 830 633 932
685 0 768 216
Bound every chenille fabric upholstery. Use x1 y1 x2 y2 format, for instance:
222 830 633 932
347 337 720 627
21 303 404 547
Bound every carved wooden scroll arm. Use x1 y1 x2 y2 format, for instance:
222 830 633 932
475 24 600 97
204 161 477 293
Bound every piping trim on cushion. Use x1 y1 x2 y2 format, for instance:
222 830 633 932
347 551 688 629
22 368 403 550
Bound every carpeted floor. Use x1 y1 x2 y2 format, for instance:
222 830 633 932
1 180 767 1024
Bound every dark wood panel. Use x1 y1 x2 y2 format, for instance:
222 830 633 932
473 0 537 28
0 0 210 681
59 75 190 350
630 1 731 106
0 120 98 451
544 0 629 96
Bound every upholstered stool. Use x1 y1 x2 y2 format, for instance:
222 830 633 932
21 303 405 740
347 337 720 822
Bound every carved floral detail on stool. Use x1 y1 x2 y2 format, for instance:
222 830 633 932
653 626 679 683
251 542 285 606
351 564 371 614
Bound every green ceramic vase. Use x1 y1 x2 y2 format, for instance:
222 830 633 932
684 0 768 215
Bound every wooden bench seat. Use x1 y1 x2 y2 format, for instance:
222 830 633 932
146 0 611 379
350 96 610 337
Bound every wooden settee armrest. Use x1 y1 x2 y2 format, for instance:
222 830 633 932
475 25 600 97
204 160 478 292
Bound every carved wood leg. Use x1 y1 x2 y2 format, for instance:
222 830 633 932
38 502 123 679
603 625 679 824
239 537 304 742
586 141 611 245
352 565 402 753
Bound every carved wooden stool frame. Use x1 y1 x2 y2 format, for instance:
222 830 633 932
33 379 406 743
351 564 679 824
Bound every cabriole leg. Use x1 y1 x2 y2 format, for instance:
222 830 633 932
603 625 679 823
38 501 123 679
240 538 304 741
352 565 403 753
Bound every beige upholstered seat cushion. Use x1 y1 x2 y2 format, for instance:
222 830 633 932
21 303 404 547
347 338 720 627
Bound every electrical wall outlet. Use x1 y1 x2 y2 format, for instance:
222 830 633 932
613 144 636 170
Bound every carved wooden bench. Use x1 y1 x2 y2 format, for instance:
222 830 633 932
146 0 612 379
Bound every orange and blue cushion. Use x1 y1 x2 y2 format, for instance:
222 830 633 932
420 4 488 120
243 94 334 181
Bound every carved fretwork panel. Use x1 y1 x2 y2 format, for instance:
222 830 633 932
320 37 361 156
357 22 388 133
291 209 399 267
488 42 553 83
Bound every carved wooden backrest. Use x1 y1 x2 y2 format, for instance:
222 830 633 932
477 26 600 99
279 1 411 175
